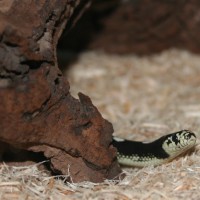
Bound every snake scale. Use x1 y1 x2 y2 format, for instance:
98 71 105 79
112 130 196 167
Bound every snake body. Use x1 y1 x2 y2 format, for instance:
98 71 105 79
112 130 196 167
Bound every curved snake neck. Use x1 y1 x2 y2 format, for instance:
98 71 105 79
112 130 196 167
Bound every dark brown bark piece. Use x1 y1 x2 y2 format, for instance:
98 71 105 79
0 0 121 182
60 0 200 54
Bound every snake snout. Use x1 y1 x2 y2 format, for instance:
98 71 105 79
189 136 196 145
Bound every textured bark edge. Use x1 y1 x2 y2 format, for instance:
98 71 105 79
0 0 121 182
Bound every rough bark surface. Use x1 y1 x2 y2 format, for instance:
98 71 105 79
60 0 200 54
0 0 121 182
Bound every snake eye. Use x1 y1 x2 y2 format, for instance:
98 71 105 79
184 133 192 140
184 135 189 140
183 130 196 140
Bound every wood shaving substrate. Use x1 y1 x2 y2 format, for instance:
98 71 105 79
1 49 200 200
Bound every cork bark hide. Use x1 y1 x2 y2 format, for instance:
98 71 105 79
0 0 121 182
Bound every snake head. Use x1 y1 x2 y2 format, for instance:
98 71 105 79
162 130 196 158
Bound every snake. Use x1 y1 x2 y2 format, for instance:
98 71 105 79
112 130 196 167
